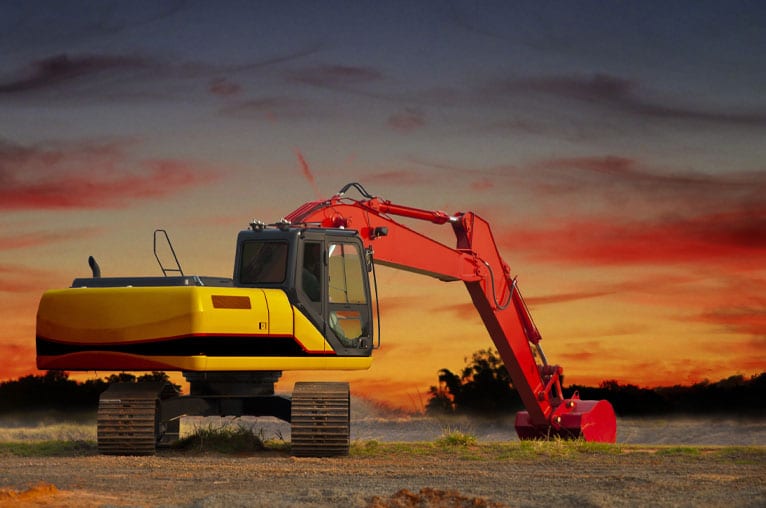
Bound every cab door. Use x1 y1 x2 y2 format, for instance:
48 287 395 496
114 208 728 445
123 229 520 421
325 238 373 354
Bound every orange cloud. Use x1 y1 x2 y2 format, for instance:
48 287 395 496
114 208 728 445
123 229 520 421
0 139 218 210
0 345 40 381
471 178 494 191
696 307 766 338
365 170 431 186
0 264 58 293
505 207 766 268
0 228 103 251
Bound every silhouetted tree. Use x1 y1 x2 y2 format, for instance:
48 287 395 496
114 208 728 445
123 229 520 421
426 348 523 415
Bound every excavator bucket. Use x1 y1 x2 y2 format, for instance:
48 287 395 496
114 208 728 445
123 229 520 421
515 399 617 443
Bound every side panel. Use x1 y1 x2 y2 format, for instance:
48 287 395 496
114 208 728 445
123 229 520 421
35 285 370 372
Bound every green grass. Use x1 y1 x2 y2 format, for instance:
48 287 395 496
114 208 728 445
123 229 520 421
0 423 763 462
656 446 702 457
0 440 97 457
435 428 478 447
348 440 766 463
0 422 95 442
2 438 761 461
173 423 269 453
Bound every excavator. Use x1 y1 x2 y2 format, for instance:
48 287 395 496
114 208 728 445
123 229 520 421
36 183 617 456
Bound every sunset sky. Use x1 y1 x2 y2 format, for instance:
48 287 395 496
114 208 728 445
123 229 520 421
1 1 764 411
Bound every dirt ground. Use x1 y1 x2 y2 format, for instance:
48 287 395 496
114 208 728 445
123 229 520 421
0 446 764 507
1 409 764 507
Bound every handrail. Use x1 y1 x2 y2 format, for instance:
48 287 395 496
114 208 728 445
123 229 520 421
153 229 184 277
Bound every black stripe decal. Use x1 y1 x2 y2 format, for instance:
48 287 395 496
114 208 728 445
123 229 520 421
36 335 311 357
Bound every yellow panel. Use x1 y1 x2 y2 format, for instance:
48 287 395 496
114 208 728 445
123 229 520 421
192 288 269 336
293 308 333 353
262 289 294 336
37 286 277 343
38 287 197 343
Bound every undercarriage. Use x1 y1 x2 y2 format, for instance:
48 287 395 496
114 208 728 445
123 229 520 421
96 373 350 457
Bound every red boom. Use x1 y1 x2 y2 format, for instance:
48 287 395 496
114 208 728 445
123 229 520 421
285 184 616 442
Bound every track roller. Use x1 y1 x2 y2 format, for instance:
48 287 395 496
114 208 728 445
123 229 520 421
291 382 350 457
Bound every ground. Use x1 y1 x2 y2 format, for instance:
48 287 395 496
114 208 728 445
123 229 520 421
0 411 764 507
0 445 763 507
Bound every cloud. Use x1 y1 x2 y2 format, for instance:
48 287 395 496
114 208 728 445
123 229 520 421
387 108 426 132
411 153 765 225
492 73 766 127
0 53 154 94
294 148 321 199
286 64 383 89
530 156 766 199
0 139 217 210
526 290 614 306
0 228 102 252
208 77 242 96
1 47 321 99
470 178 494 191
506 206 766 268
0 344 39 381
697 307 766 339
0 264 58 293
219 96 309 121
365 170 432 186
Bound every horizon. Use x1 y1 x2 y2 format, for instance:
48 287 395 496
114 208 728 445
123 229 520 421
1 2 764 411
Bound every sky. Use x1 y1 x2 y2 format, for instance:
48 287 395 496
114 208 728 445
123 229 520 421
1 0 764 411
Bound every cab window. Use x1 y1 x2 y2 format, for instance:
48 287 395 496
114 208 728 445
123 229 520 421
239 241 288 284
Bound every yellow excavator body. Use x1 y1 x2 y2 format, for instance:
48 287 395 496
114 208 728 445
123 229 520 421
36 285 372 372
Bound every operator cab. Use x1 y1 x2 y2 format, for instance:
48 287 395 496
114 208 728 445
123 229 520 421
233 224 374 356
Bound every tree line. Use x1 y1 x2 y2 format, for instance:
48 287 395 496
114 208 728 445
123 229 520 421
0 370 174 414
426 349 765 417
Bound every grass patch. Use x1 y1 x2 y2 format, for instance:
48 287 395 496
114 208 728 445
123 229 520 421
173 423 267 454
715 446 766 465
350 438 630 461
350 441 436 457
0 422 96 442
656 446 702 457
0 440 96 457
435 428 478 448
574 440 623 455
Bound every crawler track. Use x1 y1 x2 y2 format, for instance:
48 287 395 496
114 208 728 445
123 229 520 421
97 395 158 456
290 382 350 457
